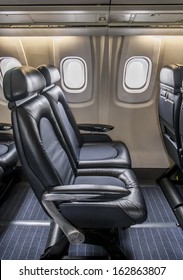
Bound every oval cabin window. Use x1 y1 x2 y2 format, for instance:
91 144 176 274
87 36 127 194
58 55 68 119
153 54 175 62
60 57 87 94
123 56 152 93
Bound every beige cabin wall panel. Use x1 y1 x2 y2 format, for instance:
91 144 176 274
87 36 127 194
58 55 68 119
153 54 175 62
1 35 183 169
53 36 101 123
0 37 28 122
159 36 183 67
108 36 170 168
0 37 27 64
19 37 54 67
108 98 169 168
0 37 54 122
0 104 11 123
0 36 102 125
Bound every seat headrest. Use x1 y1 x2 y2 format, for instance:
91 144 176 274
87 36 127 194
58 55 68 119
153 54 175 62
3 66 46 103
37 64 60 87
160 64 183 91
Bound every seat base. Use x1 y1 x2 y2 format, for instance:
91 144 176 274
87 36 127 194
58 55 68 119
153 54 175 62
0 168 20 201
157 164 183 229
41 222 127 260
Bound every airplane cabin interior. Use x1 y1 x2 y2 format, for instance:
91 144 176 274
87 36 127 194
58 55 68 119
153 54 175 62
0 0 183 261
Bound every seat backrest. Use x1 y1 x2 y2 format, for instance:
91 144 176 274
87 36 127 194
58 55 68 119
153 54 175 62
179 87 183 164
37 64 82 162
0 57 21 175
3 66 76 204
159 64 183 170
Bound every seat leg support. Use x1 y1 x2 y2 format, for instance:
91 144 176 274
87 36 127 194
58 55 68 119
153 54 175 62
84 229 127 260
41 223 127 260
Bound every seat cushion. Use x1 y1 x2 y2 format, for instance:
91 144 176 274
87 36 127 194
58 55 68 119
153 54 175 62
79 144 118 160
75 175 125 187
78 141 131 168
0 144 8 156
59 169 147 229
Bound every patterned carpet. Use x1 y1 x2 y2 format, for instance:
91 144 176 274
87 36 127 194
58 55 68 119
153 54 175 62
0 181 183 260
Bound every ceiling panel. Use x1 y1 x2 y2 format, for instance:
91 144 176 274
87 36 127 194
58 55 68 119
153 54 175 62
0 27 108 36
0 6 109 25
31 13 100 24
111 0 183 4
134 13 183 23
0 0 183 27
109 12 183 24
0 0 110 5
1 0 182 4
0 14 34 24
109 13 131 23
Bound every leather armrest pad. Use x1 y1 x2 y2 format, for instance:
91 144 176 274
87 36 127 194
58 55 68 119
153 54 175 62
78 123 114 132
43 184 131 202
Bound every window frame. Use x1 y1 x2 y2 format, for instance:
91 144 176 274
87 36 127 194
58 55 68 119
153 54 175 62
123 56 152 94
60 56 88 94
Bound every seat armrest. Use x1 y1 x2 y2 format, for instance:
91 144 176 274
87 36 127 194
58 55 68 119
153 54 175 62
42 184 130 245
78 123 114 133
42 193 85 245
0 123 12 131
46 184 130 202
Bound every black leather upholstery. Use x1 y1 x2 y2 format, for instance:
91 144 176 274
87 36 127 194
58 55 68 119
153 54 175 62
38 64 131 168
0 133 17 170
0 58 20 198
0 132 18 198
3 66 147 255
159 64 183 171
5 66 46 106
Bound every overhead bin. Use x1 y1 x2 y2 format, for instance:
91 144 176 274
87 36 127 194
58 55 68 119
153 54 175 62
0 0 110 5
1 0 183 5
1 0 183 31
112 0 183 4
0 6 109 26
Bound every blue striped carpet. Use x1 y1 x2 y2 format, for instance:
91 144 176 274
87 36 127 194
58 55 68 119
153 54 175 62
0 181 183 259
0 224 48 260
120 227 183 260
0 182 48 221
141 185 177 223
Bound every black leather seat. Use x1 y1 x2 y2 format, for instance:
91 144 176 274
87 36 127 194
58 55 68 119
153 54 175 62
0 57 20 197
0 130 17 171
179 88 183 171
159 64 183 171
37 64 131 169
3 66 147 259
0 123 18 200
0 126 18 200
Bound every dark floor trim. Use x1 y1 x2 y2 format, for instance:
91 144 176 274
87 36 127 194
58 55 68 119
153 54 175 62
133 168 167 180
